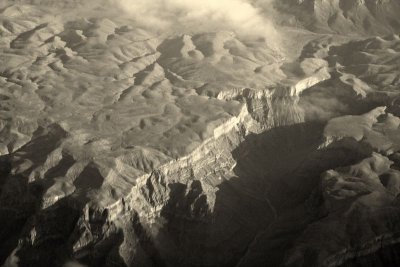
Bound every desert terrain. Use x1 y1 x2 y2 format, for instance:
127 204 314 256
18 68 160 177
1 0 400 266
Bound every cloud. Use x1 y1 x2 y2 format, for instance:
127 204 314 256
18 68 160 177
111 0 279 42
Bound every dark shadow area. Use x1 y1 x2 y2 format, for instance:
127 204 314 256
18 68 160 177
16 198 81 267
149 122 373 267
0 124 74 265
0 124 110 267
0 154 28 264
10 23 48 49
340 238 400 267
73 162 105 202
0 118 395 267
79 229 126 267
13 197 123 267
236 137 373 267
130 211 165 267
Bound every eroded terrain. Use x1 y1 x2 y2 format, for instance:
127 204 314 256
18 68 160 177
1 0 400 266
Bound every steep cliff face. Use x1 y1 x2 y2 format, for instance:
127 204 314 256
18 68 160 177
0 93 304 267
1 1 400 267
0 3 303 266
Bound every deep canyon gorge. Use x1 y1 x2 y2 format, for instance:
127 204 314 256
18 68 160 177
1 0 400 266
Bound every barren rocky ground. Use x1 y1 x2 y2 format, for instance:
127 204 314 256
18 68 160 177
1 0 400 266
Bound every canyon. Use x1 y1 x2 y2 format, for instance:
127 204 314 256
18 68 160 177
1 0 400 266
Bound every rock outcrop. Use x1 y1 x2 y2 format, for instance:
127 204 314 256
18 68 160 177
1 1 400 267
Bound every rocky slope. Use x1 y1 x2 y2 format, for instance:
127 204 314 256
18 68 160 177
1 1 400 267
275 0 400 35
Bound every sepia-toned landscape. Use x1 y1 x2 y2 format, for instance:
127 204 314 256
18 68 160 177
1 0 400 266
